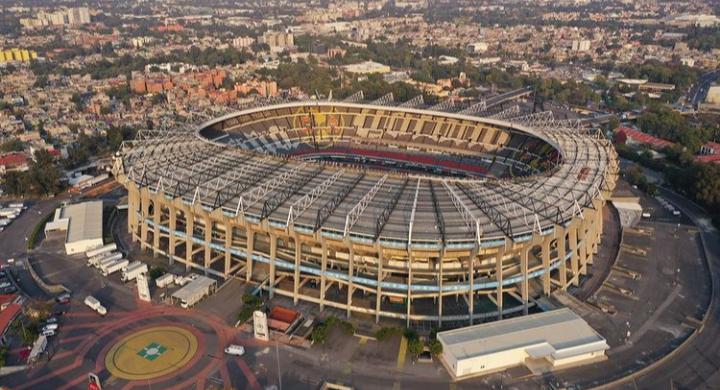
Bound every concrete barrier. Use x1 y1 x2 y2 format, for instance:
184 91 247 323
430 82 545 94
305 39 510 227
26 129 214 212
0 365 27 377
23 257 70 295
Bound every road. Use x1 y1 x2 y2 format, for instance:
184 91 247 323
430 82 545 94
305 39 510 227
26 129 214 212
631 188 720 389
0 198 62 298
689 69 720 109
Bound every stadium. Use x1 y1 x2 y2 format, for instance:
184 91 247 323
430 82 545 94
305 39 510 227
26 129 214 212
113 96 618 326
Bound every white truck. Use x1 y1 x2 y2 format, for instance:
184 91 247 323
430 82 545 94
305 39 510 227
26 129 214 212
86 243 117 258
121 262 148 282
0 209 20 218
155 273 175 288
84 295 107 316
95 253 123 268
175 273 199 287
101 259 129 276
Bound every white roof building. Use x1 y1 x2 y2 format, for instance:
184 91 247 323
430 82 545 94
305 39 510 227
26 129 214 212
45 201 104 255
437 308 608 380
171 276 217 308
342 61 391 75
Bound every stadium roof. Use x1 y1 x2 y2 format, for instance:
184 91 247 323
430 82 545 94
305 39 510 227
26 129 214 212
117 100 616 247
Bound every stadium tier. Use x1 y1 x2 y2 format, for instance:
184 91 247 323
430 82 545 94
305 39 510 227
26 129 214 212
113 100 618 325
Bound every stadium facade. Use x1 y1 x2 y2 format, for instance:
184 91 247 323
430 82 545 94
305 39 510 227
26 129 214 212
113 100 618 325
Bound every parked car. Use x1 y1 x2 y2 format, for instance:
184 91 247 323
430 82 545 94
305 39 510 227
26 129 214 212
53 310 66 317
2 286 17 294
45 317 58 324
42 323 58 331
41 329 55 337
55 292 71 303
224 344 245 356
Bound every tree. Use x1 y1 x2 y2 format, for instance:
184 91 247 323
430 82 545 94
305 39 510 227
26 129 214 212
0 138 24 152
29 149 62 196
33 75 49 89
311 323 330 344
150 93 166 106
428 339 443 356
407 338 424 361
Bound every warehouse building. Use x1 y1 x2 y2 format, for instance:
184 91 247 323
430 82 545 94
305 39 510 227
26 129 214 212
45 201 104 255
436 308 608 380
171 275 217 308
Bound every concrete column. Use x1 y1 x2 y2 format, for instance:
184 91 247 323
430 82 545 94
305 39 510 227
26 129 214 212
320 239 328 312
269 234 277 299
375 245 383 323
406 250 413 327
495 247 504 319
346 244 354 318
128 185 139 241
152 194 160 257
293 236 301 305
168 204 177 263
569 225 579 286
185 214 193 272
521 247 529 315
580 216 589 272
140 190 150 247
558 230 567 288
438 247 445 327
542 236 551 295
245 229 254 282
469 249 475 325
224 221 232 276
203 216 212 276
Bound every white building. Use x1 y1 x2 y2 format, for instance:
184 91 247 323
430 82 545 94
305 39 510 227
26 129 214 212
571 39 591 53
45 201 104 255
262 31 294 52
706 86 720 105
343 61 391 75
466 42 488 54
436 308 608 380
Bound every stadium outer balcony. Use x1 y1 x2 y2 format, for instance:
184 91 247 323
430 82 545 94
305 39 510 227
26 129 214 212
114 100 618 326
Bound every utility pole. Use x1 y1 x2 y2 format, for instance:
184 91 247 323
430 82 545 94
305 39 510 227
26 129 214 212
275 340 282 390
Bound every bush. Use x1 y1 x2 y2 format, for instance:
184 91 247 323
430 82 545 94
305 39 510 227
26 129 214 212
407 338 424 360
0 345 7 368
148 266 165 280
236 294 263 324
375 326 404 341
27 210 55 249
428 339 443 356
325 316 355 335
311 323 330 344
311 316 355 345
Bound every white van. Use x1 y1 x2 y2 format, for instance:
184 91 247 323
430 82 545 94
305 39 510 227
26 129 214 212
224 344 245 356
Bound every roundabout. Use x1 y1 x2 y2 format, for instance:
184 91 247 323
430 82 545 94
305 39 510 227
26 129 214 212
104 325 199 381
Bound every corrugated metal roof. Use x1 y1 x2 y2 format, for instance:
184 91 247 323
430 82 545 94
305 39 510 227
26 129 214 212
172 276 216 302
437 308 607 360
61 200 103 244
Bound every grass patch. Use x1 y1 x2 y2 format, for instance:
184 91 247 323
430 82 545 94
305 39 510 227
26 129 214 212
311 316 355 344
102 205 117 243
27 209 55 250
237 294 263 324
